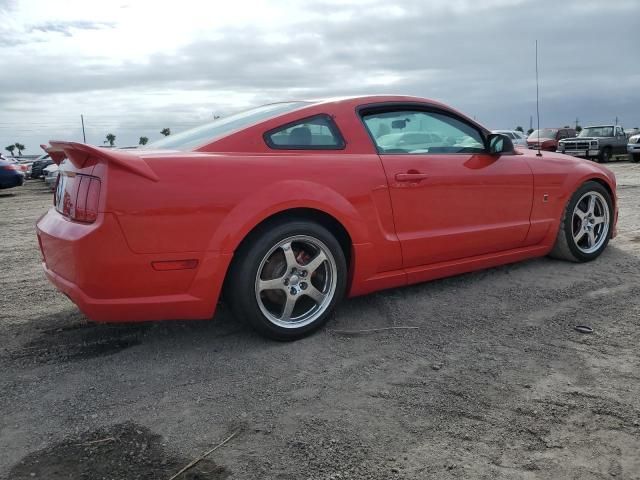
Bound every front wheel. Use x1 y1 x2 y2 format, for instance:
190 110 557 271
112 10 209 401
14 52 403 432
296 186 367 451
550 181 613 262
598 147 611 163
226 220 347 340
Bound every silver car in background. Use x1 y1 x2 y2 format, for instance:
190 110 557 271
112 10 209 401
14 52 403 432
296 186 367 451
492 130 528 147
629 134 640 163
43 163 59 190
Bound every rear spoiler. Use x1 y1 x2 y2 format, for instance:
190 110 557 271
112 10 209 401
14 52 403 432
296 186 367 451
41 141 159 181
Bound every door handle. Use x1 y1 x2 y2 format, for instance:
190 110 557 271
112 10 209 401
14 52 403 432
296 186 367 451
395 172 429 182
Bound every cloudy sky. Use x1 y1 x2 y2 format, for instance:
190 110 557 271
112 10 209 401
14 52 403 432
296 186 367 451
0 0 638 153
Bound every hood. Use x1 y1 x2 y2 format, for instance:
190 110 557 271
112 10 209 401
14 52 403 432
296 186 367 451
522 149 616 182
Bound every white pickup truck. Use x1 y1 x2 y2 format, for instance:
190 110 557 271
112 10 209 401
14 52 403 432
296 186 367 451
629 132 640 163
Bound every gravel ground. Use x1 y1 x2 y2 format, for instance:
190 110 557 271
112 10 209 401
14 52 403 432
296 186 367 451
1 162 640 479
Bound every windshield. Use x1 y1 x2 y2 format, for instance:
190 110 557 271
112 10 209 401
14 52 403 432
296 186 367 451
579 126 614 138
145 102 310 150
528 129 557 140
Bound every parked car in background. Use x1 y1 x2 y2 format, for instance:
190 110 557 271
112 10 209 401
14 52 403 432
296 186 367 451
559 125 628 163
527 128 576 151
492 130 527 147
43 163 59 190
2 156 30 176
626 128 640 139
37 95 618 340
628 133 640 163
30 154 54 179
15 158 32 177
0 158 25 190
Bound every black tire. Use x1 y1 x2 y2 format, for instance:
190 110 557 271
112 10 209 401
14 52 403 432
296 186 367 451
631 154 640 163
225 219 347 341
550 181 614 262
598 147 611 163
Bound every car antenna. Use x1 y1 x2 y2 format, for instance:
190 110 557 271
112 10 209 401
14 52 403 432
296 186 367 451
535 40 542 157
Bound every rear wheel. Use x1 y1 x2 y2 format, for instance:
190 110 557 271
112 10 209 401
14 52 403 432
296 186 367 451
550 181 613 262
226 220 347 340
631 154 640 163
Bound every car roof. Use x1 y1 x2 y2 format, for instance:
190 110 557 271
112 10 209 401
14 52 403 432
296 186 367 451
132 94 490 155
280 95 468 115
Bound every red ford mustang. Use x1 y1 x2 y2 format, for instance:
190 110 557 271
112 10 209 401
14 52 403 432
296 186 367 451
37 95 617 340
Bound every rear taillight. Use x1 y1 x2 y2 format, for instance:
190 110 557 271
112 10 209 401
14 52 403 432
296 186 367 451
55 174 101 223
1 165 17 171
75 177 101 223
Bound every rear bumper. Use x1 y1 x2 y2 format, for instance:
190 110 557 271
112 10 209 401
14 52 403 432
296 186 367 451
36 208 232 322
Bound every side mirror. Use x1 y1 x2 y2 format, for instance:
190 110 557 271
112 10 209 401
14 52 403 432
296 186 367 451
487 133 515 155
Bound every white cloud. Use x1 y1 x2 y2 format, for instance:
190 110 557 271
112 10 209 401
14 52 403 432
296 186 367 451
0 0 638 152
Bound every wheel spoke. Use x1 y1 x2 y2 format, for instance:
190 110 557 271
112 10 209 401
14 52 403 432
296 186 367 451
258 277 285 292
304 285 327 305
304 251 327 274
281 242 299 270
574 208 587 221
587 230 596 248
587 195 596 215
280 295 297 321
574 229 586 243
593 215 606 226
255 234 337 328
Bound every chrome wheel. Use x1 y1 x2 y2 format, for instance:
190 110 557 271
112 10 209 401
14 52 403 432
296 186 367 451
255 235 337 329
571 191 610 254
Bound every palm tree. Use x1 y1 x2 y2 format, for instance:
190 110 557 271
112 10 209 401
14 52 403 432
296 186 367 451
14 143 25 156
515 126 524 132
160 128 171 136
139 136 149 146
104 133 116 146
527 128 534 136
5 145 15 157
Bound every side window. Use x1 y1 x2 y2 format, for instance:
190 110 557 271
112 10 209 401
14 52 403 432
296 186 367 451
264 114 345 150
361 109 485 154
615 126 624 136
557 130 566 140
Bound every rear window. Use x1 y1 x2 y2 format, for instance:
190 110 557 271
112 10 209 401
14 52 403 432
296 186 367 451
264 115 345 150
145 102 310 151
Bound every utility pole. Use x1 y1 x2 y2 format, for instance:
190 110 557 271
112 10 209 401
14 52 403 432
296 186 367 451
575 117 579 129
615 116 618 126
529 115 533 131
81 114 86 143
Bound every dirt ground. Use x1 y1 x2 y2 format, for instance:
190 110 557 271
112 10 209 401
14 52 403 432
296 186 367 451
1 162 640 480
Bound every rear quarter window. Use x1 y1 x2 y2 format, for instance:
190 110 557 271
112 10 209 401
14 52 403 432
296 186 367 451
264 115 345 150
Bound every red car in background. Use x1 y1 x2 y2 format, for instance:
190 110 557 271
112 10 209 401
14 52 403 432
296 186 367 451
527 127 576 151
37 95 617 340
